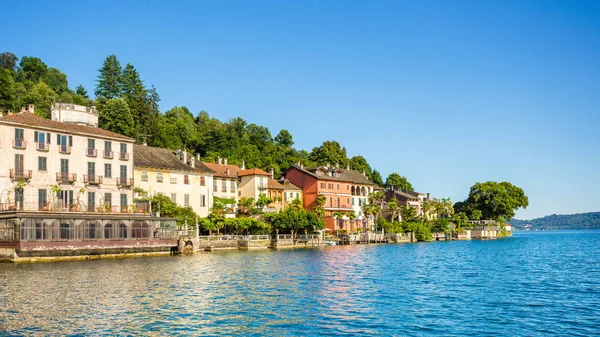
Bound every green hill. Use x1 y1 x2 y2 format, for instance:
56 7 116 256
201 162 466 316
510 212 600 230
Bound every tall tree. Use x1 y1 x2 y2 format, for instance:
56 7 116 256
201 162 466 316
43 68 69 94
98 98 134 137
121 63 150 143
460 181 528 220
95 55 123 99
0 69 16 110
0 52 18 72
75 85 89 98
22 82 57 118
349 155 372 174
385 172 414 191
309 140 349 167
371 170 384 187
274 129 294 147
17 56 48 83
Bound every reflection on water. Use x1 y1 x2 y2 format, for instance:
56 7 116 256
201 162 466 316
1 231 600 336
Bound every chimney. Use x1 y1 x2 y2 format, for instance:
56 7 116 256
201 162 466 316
241 160 245 170
270 167 274 179
226 168 230 176
191 156 196 168
218 157 222 164
346 165 350 170
28 104 34 113
7 109 13 115
224 158 228 165
427 193 431 201
20 107 26 114
362 171 365 176
391 186 394 191
197 154 200 161
183 151 187 163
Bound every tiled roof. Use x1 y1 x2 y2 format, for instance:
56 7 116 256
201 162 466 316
134 145 214 174
0 112 133 141
238 168 271 177
203 163 242 179
291 165 376 186
278 178 302 191
389 189 421 200
268 178 285 190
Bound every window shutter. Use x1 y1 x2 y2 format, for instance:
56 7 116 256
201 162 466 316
68 136 73 147
34 131 39 143
57 134 61 145
47 133 51 144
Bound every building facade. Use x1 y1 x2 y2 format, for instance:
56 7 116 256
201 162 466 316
51 103 99 128
0 105 135 213
203 158 241 217
134 145 214 218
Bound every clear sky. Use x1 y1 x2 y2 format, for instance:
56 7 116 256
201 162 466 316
3 0 599 219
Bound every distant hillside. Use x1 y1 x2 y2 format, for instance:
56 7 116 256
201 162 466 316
510 212 600 230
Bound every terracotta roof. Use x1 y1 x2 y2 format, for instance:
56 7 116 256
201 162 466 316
388 189 421 200
0 112 133 141
238 168 271 177
290 165 376 186
203 162 242 179
278 178 302 191
134 145 214 174
268 178 284 190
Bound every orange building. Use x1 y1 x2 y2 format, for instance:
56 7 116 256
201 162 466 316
284 164 377 233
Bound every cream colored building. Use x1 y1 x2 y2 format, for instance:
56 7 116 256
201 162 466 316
203 158 241 217
51 103 99 128
134 145 214 217
279 178 303 206
0 105 135 212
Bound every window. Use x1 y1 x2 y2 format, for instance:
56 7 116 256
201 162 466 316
337 184 340 190
60 159 69 173
38 189 47 210
170 177 177 184
337 198 340 207
347 185 349 191
328 183 334 189
231 180 236 192
38 157 47 171
120 165 127 179
105 193 112 210
329 197 332 207
156 172 163 182
222 180 227 192
120 194 127 211
359 198 362 206
88 162 95 176
88 139 95 149
120 143 127 153
184 175 189 184
200 177 206 186
352 198 355 206
184 194 190 206
213 179 218 192
141 172 148 181
104 164 112 178
347 198 350 205
321 182 326 189
104 141 112 152
88 192 96 211
34 131 50 144
284 193 287 202
171 193 177 203
296 193 299 199
200 195 206 207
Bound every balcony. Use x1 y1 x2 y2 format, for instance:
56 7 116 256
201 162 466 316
84 175 103 185
257 185 268 190
36 142 49 151
86 148 97 157
116 177 133 187
56 172 76 183
59 145 71 154
103 150 114 159
119 152 129 160
10 169 32 181
12 139 26 149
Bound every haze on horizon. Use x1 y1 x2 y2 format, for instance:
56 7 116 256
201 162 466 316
2 0 599 220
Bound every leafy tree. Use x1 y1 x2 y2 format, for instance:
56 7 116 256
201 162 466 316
43 68 68 94
264 204 325 234
313 194 327 218
0 52 18 71
349 155 372 174
22 82 57 118
75 84 89 98
95 54 123 99
274 129 294 147
387 198 399 221
400 205 418 222
255 193 273 208
470 209 482 221
17 56 48 83
237 197 257 216
309 140 349 167
385 172 414 191
404 220 432 241
0 69 16 110
371 170 384 187
98 98 134 137
460 181 528 220
149 193 198 227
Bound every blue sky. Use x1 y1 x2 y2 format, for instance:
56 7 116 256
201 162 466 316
3 0 599 219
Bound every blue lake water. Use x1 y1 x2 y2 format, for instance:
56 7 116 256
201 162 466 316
1 231 599 336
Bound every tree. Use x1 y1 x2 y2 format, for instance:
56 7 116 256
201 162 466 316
22 82 57 118
98 98 134 137
0 52 18 72
274 129 294 147
387 198 399 221
384 172 414 191
371 170 384 187
460 181 528 221
121 63 151 143
95 54 123 99
308 140 349 167
255 193 273 208
349 156 372 175
43 68 69 94
0 69 16 110
400 205 418 222
470 210 482 221
75 85 89 98
313 194 326 218
17 56 48 83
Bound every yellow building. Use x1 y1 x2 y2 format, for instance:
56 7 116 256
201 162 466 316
133 145 214 217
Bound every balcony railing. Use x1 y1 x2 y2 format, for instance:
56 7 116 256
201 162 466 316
86 148 97 157
84 175 103 185
103 150 114 159
9 169 32 181
258 185 268 190
12 139 26 149
119 152 129 160
59 145 71 154
36 142 49 151
116 177 133 187
56 172 76 183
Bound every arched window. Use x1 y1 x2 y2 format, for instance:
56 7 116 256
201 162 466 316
80 220 101 239
52 220 74 240
118 222 128 239
21 219 50 241
131 221 150 238
104 221 114 239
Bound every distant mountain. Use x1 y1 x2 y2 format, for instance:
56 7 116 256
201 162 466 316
510 212 600 230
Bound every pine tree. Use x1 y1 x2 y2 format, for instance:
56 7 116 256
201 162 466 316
98 98 134 137
95 55 122 99
0 68 16 110
75 85 89 98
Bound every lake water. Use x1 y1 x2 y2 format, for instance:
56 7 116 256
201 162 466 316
1 231 599 336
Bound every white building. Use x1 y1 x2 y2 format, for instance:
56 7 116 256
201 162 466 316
0 105 135 212
51 103 99 128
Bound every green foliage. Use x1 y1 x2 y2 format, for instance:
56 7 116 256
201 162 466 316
404 220 432 241
17 56 48 83
149 194 198 227
371 170 384 187
0 69 16 110
43 68 68 94
75 84 89 98
95 54 123 99
0 52 18 71
274 129 294 147
255 193 273 208
400 205 418 222
309 140 349 167
384 172 414 191
431 217 451 234
98 98 134 137
377 217 403 233
460 181 528 221
264 204 325 234
510 212 600 230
